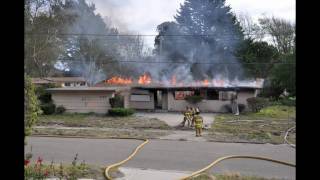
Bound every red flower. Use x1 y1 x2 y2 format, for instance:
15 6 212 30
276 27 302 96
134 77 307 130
44 170 49 177
24 159 30 166
37 157 43 164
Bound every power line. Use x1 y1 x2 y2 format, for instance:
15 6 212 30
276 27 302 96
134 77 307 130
25 32 272 37
27 58 295 65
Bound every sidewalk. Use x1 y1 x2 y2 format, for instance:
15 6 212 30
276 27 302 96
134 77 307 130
117 167 191 180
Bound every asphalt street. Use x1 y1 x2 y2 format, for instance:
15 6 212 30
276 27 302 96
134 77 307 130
25 137 295 179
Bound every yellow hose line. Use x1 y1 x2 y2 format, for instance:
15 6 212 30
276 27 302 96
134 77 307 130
284 126 296 148
104 138 149 180
179 155 295 180
30 135 149 180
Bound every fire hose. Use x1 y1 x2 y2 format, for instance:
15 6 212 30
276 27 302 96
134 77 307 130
178 155 295 180
104 138 149 180
284 126 296 148
30 135 149 180
30 135 295 180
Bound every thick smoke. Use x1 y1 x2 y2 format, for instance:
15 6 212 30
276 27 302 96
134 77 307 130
59 0 138 85
136 0 250 84
60 0 256 87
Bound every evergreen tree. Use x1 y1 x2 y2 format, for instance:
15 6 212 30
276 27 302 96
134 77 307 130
154 0 245 80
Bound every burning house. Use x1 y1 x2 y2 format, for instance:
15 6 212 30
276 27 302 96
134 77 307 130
47 73 264 113
113 74 264 112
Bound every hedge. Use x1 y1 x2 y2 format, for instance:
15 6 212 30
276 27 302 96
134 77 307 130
41 103 56 115
247 97 269 112
56 106 66 114
108 108 135 116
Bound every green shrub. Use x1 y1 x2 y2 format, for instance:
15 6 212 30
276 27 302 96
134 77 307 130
109 94 124 108
25 75 42 143
185 95 204 104
247 97 269 112
35 84 56 104
223 104 246 113
108 108 135 116
279 97 295 106
41 103 56 115
56 106 66 114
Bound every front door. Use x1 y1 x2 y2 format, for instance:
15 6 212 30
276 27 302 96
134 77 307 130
155 90 162 109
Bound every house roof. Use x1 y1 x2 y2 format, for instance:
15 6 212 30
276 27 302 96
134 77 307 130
31 77 87 84
94 79 264 89
46 87 120 92
132 86 260 91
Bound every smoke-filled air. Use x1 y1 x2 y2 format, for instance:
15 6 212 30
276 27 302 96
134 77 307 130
25 0 267 87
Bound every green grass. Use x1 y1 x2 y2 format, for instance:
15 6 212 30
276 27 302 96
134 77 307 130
190 173 284 180
215 106 295 121
37 113 171 130
207 106 296 144
256 106 295 119
25 162 104 179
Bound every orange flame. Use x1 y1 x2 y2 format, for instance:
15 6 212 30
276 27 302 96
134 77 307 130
171 75 177 86
202 79 209 86
138 73 152 85
106 76 132 85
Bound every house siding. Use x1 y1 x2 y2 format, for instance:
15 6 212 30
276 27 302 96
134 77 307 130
166 90 255 112
127 89 154 110
51 91 114 114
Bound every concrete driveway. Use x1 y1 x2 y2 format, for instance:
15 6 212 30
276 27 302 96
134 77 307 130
135 112 215 128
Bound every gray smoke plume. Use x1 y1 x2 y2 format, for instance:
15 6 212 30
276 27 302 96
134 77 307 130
58 0 257 87
132 0 249 85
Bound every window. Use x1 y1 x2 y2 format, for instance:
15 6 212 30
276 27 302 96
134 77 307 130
207 89 219 100
174 91 194 100
80 82 86 86
219 91 230 101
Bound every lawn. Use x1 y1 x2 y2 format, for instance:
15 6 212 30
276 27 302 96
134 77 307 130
35 113 172 139
207 106 296 144
37 113 171 130
32 127 169 139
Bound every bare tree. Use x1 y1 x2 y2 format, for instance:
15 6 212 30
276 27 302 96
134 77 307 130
25 0 64 77
259 16 295 54
238 13 264 41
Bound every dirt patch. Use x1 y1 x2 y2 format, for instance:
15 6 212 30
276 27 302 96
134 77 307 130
32 127 170 139
37 114 172 130
136 112 215 128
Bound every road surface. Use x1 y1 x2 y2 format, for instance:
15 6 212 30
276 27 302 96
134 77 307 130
25 137 295 180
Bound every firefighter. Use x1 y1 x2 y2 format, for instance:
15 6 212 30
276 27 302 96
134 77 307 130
193 110 204 137
180 106 191 127
190 107 196 127
230 91 239 116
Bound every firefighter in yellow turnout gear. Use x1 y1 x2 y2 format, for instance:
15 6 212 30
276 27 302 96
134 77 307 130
193 111 204 137
180 106 192 127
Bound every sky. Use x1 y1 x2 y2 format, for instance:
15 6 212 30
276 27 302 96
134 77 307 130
86 0 296 47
